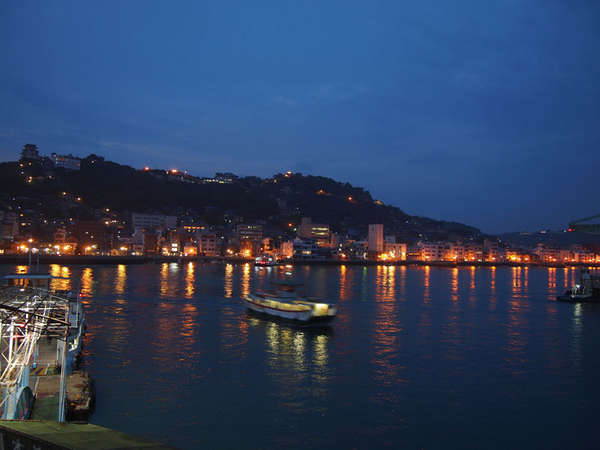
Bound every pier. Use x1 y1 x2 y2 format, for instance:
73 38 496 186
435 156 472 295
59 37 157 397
0 420 174 449
0 276 173 449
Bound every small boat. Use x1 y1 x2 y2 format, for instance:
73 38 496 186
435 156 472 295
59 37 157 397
242 280 337 322
557 268 600 302
254 255 278 267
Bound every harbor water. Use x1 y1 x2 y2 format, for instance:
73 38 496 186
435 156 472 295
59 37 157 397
3 263 599 449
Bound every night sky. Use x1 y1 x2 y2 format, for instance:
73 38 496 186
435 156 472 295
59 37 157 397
1 1 599 234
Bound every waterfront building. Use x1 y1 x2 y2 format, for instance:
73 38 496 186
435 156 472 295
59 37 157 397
418 241 445 261
236 224 263 256
53 242 76 255
197 232 218 256
406 244 423 261
346 240 368 260
131 213 177 230
51 153 81 170
293 238 329 260
449 242 465 261
534 244 560 263
483 239 499 262
183 244 197 256
368 224 384 256
143 231 159 255
54 227 67 243
279 240 294 259
464 242 484 262
557 249 575 263
383 242 407 261
298 217 330 247
130 227 145 246
506 249 531 263
236 224 263 242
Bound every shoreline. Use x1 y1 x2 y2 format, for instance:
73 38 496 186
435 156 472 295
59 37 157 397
0 254 598 268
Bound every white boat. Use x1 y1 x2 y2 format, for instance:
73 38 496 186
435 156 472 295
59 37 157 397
242 280 337 323
557 268 600 302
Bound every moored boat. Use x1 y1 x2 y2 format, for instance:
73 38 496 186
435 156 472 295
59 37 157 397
242 280 337 322
557 268 600 302
254 255 278 267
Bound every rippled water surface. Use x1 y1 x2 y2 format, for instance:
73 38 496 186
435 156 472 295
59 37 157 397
3 263 600 449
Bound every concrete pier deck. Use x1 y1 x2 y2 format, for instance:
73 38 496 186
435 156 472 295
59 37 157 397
33 371 94 421
0 420 174 449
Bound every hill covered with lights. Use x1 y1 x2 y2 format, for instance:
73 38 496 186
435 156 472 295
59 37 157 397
0 154 481 241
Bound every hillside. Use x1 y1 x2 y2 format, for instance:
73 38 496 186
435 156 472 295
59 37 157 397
0 155 481 242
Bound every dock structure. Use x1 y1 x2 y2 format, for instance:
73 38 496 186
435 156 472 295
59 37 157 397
0 275 175 448
0 420 175 449
0 278 84 422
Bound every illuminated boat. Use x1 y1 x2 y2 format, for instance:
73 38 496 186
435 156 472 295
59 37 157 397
557 268 600 302
242 281 337 322
254 255 278 267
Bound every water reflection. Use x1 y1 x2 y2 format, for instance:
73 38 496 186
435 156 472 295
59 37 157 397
572 303 583 366
339 265 350 301
256 318 332 407
506 267 530 375
224 263 233 298
451 267 458 302
398 265 407 299
511 267 522 294
49 264 71 291
547 267 557 300
159 263 179 298
442 266 462 366
80 267 93 300
489 266 496 310
372 266 405 399
115 264 126 295
160 263 169 298
185 262 195 299
241 263 251 298
423 265 430 304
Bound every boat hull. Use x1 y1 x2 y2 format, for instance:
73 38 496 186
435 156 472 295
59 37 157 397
242 295 336 322
557 294 600 302
246 307 336 325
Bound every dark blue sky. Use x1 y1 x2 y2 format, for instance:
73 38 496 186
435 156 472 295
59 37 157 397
1 1 599 234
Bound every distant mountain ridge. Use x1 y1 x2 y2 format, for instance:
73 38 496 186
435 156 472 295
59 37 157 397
499 231 600 249
0 154 482 242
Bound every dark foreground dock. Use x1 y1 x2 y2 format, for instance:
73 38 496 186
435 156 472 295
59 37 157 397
0 420 174 449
